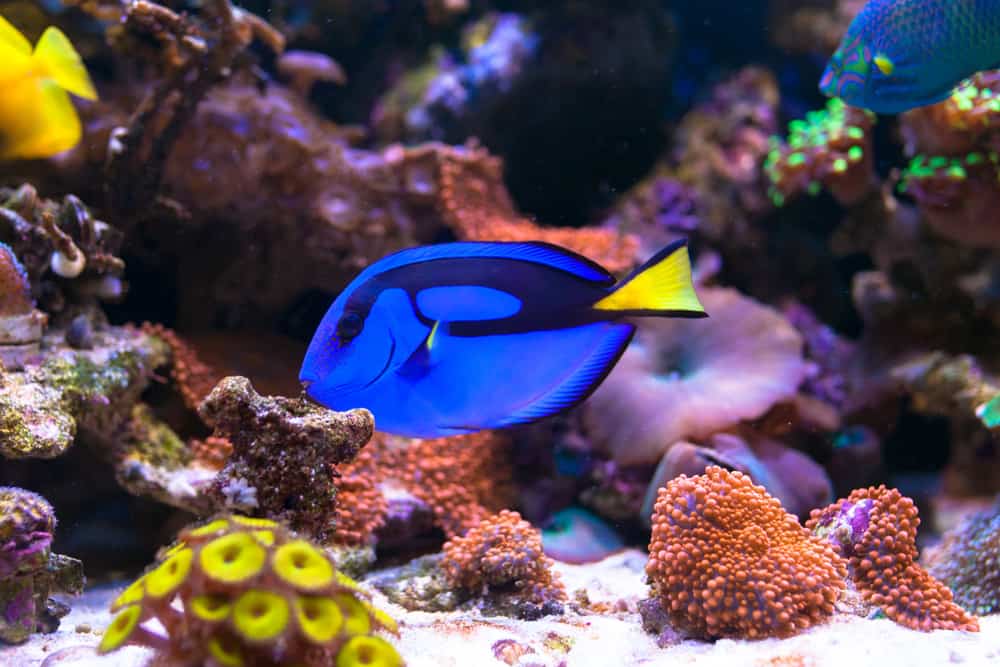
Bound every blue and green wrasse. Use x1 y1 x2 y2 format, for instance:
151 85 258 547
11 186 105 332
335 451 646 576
0 15 97 159
820 0 1000 114
300 240 706 438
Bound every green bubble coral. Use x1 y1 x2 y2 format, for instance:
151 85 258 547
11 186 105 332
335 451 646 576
98 515 404 666
764 97 876 207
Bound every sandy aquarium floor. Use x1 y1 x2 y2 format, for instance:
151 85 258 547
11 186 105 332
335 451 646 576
4 550 998 667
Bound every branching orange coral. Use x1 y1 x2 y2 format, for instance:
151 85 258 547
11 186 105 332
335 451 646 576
431 143 639 273
332 431 512 546
140 323 223 411
646 466 845 639
441 509 565 608
807 486 979 632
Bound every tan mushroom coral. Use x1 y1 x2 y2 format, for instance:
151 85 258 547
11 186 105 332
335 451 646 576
584 287 809 465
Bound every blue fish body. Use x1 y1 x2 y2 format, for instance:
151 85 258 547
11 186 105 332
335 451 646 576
300 240 705 438
820 0 1000 114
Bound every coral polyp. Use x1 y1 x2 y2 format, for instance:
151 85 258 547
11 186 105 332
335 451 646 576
645 466 845 639
764 98 876 207
98 515 403 666
807 486 980 633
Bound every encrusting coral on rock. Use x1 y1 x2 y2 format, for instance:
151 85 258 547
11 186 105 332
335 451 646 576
441 509 566 619
330 430 512 548
645 466 845 640
198 376 374 542
98 514 403 666
434 144 639 273
140 322 223 413
0 487 84 645
0 325 169 460
922 495 1000 616
808 486 980 632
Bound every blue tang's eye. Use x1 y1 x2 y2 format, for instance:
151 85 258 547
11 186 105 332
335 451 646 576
336 311 364 340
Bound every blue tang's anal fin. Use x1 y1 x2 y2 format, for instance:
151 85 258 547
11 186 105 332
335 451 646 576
494 322 635 428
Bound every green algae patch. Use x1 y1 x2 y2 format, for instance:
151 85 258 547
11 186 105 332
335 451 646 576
0 328 170 459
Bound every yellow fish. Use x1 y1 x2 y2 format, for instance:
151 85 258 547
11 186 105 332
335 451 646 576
0 15 97 159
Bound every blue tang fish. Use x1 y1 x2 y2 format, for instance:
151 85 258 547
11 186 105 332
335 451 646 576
820 0 1000 114
300 240 706 437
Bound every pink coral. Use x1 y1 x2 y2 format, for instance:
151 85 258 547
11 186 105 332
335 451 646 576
646 466 845 639
584 287 808 465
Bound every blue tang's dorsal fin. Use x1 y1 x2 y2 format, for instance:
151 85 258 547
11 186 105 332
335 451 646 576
353 241 616 286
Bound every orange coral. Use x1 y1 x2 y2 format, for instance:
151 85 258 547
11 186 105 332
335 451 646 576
646 466 845 639
188 436 233 469
140 323 222 411
332 431 511 546
441 509 566 606
431 143 639 273
807 486 979 632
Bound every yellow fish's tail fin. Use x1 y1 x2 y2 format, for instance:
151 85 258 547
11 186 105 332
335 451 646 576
32 26 97 100
0 15 34 79
592 240 707 316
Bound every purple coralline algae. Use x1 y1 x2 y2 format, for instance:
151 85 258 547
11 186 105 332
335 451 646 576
0 487 84 645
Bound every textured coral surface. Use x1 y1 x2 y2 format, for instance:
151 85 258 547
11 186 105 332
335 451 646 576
198 376 374 541
442 510 566 617
808 486 979 632
331 430 512 546
646 467 845 639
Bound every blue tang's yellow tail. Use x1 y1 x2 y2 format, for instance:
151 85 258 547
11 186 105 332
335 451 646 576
593 241 705 316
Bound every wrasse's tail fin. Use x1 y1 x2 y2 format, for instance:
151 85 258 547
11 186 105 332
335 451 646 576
33 26 97 100
592 239 707 317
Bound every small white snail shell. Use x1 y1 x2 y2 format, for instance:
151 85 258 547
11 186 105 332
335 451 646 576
50 249 86 278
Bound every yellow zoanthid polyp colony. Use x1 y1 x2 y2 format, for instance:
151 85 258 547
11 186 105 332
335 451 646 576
98 514 404 667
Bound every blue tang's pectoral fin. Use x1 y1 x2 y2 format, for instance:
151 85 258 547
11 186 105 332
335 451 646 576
396 320 445 381
416 321 635 432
